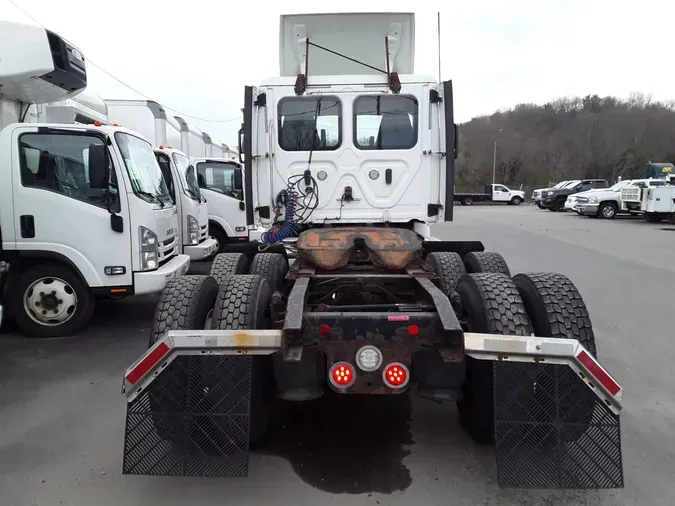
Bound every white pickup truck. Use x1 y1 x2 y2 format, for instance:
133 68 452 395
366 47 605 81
575 179 663 219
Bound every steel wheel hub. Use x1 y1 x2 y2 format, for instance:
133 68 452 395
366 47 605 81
23 277 78 326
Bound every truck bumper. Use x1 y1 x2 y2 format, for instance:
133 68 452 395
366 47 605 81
121 329 624 487
133 254 190 295
184 238 218 261
578 204 599 216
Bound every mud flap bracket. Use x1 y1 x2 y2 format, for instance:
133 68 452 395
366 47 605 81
465 333 624 489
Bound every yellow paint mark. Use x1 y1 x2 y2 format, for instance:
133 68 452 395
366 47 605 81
232 332 257 348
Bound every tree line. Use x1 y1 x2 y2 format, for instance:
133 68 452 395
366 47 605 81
457 92 675 189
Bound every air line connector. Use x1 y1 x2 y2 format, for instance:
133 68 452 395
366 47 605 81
304 169 312 187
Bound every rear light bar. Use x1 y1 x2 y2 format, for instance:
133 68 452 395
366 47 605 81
121 330 623 414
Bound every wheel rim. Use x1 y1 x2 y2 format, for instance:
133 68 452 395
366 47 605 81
602 206 615 218
23 276 78 326
209 235 220 250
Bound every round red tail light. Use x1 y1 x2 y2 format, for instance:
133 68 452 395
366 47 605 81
382 362 410 389
329 361 356 388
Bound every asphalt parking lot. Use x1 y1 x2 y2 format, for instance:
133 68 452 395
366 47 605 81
1 206 673 506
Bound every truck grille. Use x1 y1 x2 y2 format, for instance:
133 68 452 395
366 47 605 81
541 191 548 198
576 197 588 204
199 224 208 242
159 235 178 266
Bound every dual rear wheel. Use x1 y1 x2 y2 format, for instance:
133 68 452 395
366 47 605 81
426 250 598 444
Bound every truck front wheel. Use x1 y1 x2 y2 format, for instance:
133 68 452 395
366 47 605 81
598 202 618 219
11 263 94 338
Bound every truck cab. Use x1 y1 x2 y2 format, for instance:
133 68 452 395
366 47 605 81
191 157 249 250
241 14 453 239
0 20 188 337
104 100 218 261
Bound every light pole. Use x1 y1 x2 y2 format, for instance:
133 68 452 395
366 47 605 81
492 128 503 185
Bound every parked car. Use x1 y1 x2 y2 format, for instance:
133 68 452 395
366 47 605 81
542 179 608 211
565 180 633 213
532 180 572 208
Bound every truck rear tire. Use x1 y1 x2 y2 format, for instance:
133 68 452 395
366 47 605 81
463 251 511 276
463 196 473 206
210 252 249 286
11 263 94 338
249 253 288 294
455 273 534 444
212 274 273 443
513 272 598 442
426 251 467 295
147 275 220 441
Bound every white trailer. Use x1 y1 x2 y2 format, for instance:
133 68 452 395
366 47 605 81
642 184 675 223
104 100 218 261
0 20 189 338
121 12 624 490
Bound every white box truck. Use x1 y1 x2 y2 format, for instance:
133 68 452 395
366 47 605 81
172 116 251 251
104 100 218 261
0 20 189 337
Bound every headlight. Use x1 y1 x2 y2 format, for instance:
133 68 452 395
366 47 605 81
187 215 199 245
139 226 159 271
589 196 599 204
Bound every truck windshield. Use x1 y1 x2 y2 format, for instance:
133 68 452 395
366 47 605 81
172 152 202 201
115 133 172 206
196 161 242 200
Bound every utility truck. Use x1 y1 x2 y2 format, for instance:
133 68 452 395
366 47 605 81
121 13 624 489
104 100 218 261
0 20 189 337
620 163 673 215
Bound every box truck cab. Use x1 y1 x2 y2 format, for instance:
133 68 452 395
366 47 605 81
0 20 189 337
104 100 218 260
191 157 249 250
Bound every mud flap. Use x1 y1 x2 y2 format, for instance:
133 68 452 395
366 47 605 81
493 361 623 489
123 355 252 477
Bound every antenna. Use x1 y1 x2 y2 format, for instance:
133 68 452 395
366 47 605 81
437 12 442 83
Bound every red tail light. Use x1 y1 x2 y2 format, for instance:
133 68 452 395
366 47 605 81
382 362 409 389
329 361 356 388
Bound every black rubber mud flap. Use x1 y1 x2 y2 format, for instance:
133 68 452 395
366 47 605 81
493 361 623 488
122 275 253 477
123 354 253 477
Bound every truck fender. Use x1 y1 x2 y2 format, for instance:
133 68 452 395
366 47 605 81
208 215 235 237
3 248 98 288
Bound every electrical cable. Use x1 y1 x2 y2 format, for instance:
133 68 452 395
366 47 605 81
7 0 242 124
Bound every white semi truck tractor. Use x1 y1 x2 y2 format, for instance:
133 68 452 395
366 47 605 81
121 13 624 490
105 100 218 261
0 20 189 337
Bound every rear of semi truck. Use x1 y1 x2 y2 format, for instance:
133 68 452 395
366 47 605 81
120 12 624 489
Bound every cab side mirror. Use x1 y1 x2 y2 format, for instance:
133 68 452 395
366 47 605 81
238 127 245 164
234 168 243 193
88 143 109 189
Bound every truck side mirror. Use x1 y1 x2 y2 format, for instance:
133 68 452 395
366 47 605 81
238 128 245 164
88 143 109 189
234 168 243 193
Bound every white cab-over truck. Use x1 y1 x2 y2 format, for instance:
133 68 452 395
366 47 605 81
121 13 624 489
104 100 218 260
0 20 189 337
171 115 251 252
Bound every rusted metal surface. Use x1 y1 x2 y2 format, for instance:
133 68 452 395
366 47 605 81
295 227 423 270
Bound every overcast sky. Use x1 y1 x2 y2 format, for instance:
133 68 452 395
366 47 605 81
3 1 672 147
